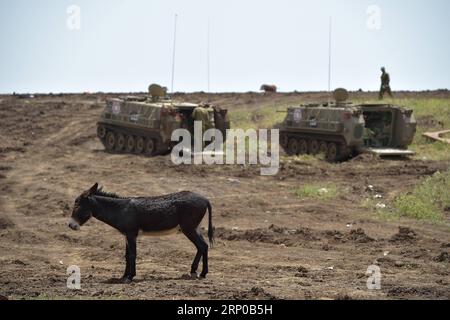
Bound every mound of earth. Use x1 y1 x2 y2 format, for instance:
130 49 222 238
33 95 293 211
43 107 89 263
215 225 319 247
390 227 418 243
268 224 318 241
346 228 375 243
323 229 375 244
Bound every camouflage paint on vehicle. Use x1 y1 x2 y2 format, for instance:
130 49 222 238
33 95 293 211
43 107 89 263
279 89 417 161
97 85 230 156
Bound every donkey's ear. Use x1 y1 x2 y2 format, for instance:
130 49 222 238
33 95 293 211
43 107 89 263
88 183 99 195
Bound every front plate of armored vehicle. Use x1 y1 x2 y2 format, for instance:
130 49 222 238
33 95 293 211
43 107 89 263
279 89 417 162
97 84 230 156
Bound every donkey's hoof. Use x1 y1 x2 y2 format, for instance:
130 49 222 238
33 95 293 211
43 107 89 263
181 273 198 280
199 274 207 279
121 277 133 284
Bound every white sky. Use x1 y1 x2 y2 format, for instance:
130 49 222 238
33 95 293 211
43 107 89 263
0 0 449 93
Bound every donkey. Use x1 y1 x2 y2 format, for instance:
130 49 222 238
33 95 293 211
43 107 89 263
68 183 214 283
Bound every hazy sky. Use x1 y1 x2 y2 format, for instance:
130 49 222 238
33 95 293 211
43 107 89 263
1 0 449 93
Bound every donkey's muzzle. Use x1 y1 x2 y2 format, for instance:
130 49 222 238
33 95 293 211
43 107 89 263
68 218 80 231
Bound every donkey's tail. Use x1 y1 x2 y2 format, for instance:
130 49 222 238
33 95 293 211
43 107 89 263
207 200 214 247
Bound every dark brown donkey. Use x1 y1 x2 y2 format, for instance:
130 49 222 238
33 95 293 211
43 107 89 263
68 183 214 283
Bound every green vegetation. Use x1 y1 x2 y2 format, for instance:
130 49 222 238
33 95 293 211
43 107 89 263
294 183 338 200
393 170 450 222
362 170 450 223
230 104 287 130
225 104 288 159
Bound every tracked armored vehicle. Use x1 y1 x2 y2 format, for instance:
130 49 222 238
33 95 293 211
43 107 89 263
97 84 230 155
279 89 417 161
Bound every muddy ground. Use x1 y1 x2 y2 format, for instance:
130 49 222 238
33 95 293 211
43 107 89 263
0 91 449 300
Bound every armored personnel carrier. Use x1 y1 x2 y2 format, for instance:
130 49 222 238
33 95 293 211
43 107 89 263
97 84 230 155
279 89 417 161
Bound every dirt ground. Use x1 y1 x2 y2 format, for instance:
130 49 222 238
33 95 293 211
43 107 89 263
0 91 449 300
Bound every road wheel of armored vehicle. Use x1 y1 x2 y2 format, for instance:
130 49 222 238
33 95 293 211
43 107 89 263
299 139 308 155
287 138 299 155
115 133 125 152
280 134 288 149
97 125 107 139
125 135 135 153
145 139 157 156
308 140 320 155
105 132 116 151
338 144 351 161
135 137 145 154
318 141 328 155
326 143 338 162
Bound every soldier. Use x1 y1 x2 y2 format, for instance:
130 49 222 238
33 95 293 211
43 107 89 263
363 114 382 147
379 67 393 99
363 127 375 147
193 103 214 131
213 105 228 138
193 103 214 149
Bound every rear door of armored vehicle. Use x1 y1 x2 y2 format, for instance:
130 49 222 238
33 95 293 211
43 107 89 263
359 104 416 156
174 104 230 139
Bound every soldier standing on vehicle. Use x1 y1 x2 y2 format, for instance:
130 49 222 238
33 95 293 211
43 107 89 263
379 67 393 99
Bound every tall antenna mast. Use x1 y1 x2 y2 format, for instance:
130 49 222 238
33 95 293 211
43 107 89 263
207 20 211 93
328 16 332 96
171 14 178 94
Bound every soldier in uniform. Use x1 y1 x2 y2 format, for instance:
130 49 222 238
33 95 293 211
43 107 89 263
193 103 214 131
363 114 382 147
379 67 393 100
363 127 375 147
193 103 214 149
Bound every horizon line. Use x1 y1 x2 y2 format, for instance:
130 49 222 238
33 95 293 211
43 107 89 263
1 89 450 96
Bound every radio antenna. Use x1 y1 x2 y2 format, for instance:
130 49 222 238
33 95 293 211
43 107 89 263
171 14 178 94
328 16 332 101
207 20 211 93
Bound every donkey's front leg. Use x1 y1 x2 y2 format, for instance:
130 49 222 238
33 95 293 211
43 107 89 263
122 235 137 284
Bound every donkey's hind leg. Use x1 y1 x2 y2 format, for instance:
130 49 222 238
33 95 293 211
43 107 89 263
198 232 209 278
181 227 209 278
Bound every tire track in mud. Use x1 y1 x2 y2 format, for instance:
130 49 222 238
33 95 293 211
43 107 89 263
0 114 108 267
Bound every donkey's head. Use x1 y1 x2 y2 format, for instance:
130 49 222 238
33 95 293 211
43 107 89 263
68 183 98 231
